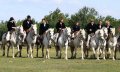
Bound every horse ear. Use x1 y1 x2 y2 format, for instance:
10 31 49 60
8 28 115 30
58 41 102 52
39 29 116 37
12 27 17 30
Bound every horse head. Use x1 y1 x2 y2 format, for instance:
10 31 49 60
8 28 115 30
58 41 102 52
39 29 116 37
30 24 37 36
48 28 54 39
102 27 108 39
110 28 115 36
80 29 86 40
66 27 71 37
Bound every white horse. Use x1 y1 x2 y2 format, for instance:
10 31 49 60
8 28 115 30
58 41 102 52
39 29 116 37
96 29 107 60
26 24 37 58
107 28 118 60
70 29 86 60
88 28 107 60
2 25 26 58
54 27 71 60
41 28 54 59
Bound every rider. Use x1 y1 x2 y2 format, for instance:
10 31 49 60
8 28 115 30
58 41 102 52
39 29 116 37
55 19 66 43
96 20 103 30
85 19 97 35
7 17 16 40
105 20 113 34
39 18 49 40
22 15 33 34
71 22 80 38
85 19 97 47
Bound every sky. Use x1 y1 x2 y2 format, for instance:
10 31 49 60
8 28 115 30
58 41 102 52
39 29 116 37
0 0 120 22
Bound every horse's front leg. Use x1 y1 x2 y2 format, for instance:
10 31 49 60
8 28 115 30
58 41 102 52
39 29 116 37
12 45 15 58
81 42 84 60
65 42 68 60
29 44 33 58
103 46 106 60
112 46 116 60
96 46 100 60
108 47 111 59
92 47 96 58
7 44 10 57
15 44 20 57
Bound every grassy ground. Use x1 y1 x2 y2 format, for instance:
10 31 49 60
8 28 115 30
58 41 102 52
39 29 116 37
0 47 120 72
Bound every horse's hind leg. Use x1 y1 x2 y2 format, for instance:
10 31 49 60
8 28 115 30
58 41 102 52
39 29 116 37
19 45 22 57
74 47 77 59
46 48 50 59
70 46 74 59
12 46 15 58
42 45 44 58
2 45 5 56
7 45 10 57
47 48 50 59
84 46 89 58
27 45 30 58
55 45 58 57
29 45 33 58
92 47 96 58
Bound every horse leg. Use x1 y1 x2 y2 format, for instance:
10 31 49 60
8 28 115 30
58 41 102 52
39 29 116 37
84 45 89 58
70 46 74 59
7 45 10 57
92 47 96 58
59 47 62 59
36 45 39 57
65 45 68 60
81 44 84 60
108 48 111 59
29 45 33 58
27 45 30 58
103 47 106 60
47 48 50 59
19 45 22 57
55 45 58 57
12 46 15 58
96 47 100 60
15 45 20 57
112 47 116 60
74 47 77 59
42 45 44 58
46 47 50 59
2 45 5 56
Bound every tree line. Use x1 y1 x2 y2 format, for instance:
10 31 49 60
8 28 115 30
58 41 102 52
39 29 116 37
0 6 120 40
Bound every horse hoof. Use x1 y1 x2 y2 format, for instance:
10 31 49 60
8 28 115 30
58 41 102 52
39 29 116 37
81 58 84 60
97 59 100 60
103 58 106 60
2 54 5 56
113 59 115 60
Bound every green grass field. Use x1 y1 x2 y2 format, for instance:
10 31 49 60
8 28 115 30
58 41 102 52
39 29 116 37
0 47 120 72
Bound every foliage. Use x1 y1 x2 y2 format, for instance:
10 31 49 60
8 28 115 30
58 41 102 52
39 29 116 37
0 6 120 40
